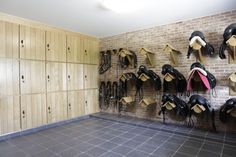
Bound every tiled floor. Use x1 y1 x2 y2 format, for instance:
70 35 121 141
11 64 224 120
0 112 235 157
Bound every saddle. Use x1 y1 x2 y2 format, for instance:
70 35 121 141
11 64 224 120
219 98 236 123
99 50 112 74
118 48 137 69
136 65 161 98
219 23 236 59
188 94 216 131
187 62 216 91
187 31 215 59
161 64 187 93
159 93 189 123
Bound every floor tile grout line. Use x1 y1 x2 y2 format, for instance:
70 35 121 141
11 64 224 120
170 135 192 157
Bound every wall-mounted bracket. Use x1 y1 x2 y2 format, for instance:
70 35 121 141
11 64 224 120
139 98 156 108
120 97 135 105
227 35 236 64
163 44 181 66
139 48 155 67
189 37 206 63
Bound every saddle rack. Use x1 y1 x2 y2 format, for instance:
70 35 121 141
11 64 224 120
189 38 206 63
228 72 236 95
191 104 206 114
139 98 156 108
163 44 181 66
162 101 176 110
139 48 155 67
227 35 236 64
118 49 135 68
119 97 135 105
138 73 150 82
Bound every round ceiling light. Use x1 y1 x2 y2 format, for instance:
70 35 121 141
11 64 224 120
101 0 144 13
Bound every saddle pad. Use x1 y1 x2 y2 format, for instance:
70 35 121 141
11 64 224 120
187 70 211 90
189 36 206 47
187 67 207 78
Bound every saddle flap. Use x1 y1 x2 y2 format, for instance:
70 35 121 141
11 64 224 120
119 97 135 105
163 101 176 110
191 104 206 113
164 73 175 82
139 98 156 107
138 73 150 82
226 35 236 47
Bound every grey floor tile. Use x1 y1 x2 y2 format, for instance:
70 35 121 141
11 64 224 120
59 147 81 157
201 142 223 154
73 142 94 152
112 145 133 155
126 150 150 157
98 141 118 150
87 137 106 145
0 150 27 157
222 146 236 157
197 150 220 157
100 151 123 157
152 148 175 157
120 132 137 139
182 139 203 148
136 143 157 153
173 152 194 157
33 150 59 157
19 144 46 155
85 146 107 157
109 136 128 144
160 142 181 151
47 143 71 153
178 145 200 156
123 139 143 148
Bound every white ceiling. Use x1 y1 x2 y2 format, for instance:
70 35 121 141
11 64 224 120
0 0 235 38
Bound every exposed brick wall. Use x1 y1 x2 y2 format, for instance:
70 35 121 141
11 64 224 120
99 10 236 132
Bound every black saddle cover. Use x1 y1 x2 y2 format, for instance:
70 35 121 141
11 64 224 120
136 65 161 91
161 64 187 93
187 31 215 58
219 98 236 123
219 23 236 59
188 94 216 131
159 93 189 121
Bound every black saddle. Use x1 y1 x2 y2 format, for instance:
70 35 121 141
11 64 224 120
136 65 161 98
188 94 216 131
159 93 189 123
219 98 236 123
187 31 215 58
219 23 236 59
161 64 187 93
188 62 216 91
99 50 112 74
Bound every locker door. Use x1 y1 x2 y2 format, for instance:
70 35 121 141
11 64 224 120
0 96 20 135
0 58 19 96
67 63 84 91
47 92 67 123
20 25 46 60
20 60 46 94
0 21 19 58
46 30 66 62
67 35 83 63
68 91 85 118
46 62 67 92
83 38 99 64
84 64 98 89
84 89 99 114
21 94 47 130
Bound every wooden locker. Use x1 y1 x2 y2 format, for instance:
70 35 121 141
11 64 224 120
84 64 98 89
67 63 84 91
67 91 85 118
67 35 83 63
46 30 66 62
0 21 19 58
84 89 99 114
0 96 20 135
83 38 99 64
20 60 46 94
0 58 19 96
21 94 47 130
20 25 46 60
46 62 67 92
47 92 68 123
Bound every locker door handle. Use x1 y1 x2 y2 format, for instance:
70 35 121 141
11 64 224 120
85 50 87 55
47 44 50 51
21 75 25 83
48 107 51 113
47 75 50 82
68 47 70 52
68 103 71 110
22 110 25 118
21 40 24 47
85 75 87 79
68 75 70 80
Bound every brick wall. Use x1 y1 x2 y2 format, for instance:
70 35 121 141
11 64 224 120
99 10 236 132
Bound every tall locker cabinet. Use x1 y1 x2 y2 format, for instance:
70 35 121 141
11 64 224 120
0 21 20 135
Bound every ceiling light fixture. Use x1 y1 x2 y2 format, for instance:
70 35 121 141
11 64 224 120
101 0 144 13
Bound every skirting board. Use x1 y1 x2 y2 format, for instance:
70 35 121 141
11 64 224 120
0 115 90 142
